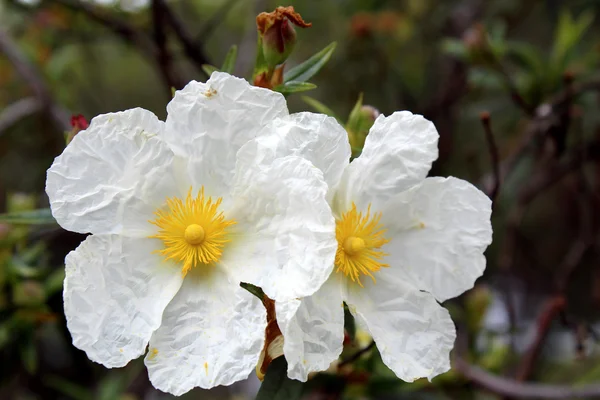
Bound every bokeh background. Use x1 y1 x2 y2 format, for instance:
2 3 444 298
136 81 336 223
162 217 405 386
1 0 600 399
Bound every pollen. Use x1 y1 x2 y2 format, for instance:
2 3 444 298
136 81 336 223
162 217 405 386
150 187 236 275
335 203 390 287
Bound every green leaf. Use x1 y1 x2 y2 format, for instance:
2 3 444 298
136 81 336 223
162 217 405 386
44 268 65 297
301 96 338 120
284 42 337 83
440 38 468 60
552 10 594 67
221 45 238 74
253 36 269 80
240 282 265 301
0 208 56 225
21 340 38 374
256 357 303 400
201 64 220 77
275 81 316 96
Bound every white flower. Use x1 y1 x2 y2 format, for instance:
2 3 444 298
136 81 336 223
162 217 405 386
239 111 493 382
45 73 337 395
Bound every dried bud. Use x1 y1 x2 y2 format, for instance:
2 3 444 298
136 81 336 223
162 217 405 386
66 114 89 144
256 6 311 67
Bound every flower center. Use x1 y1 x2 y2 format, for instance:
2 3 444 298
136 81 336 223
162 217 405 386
335 203 390 287
184 224 205 245
150 187 236 275
343 236 365 255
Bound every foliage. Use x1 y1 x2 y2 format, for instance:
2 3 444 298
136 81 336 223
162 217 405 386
1 0 600 399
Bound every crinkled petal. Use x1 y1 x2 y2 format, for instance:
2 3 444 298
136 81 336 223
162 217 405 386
46 108 179 236
276 274 345 381
145 269 266 395
163 72 289 194
345 276 455 382
237 112 351 202
335 111 439 212
222 155 337 302
381 177 492 302
64 234 183 368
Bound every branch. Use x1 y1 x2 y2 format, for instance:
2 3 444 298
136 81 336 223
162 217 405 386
454 357 600 399
155 0 210 77
0 97 41 136
151 0 183 93
0 28 70 132
48 0 157 58
47 0 176 98
480 111 500 204
338 341 375 368
515 296 566 382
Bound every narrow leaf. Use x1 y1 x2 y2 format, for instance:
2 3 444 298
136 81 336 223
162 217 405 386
275 81 316 96
253 36 269 80
301 96 338 120
0 208 56 225
284 42 337 83
255 357 303 400
201 64 220 77
221 45 238 74
240 282 265 301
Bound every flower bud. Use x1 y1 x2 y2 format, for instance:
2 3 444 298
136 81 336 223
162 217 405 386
65 114 89 144
256 6 311 68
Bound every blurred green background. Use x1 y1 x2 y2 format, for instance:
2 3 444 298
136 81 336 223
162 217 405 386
1 0 600 399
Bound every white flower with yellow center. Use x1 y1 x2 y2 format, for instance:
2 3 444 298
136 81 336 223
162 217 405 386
45 73 336 395
239 111 493 381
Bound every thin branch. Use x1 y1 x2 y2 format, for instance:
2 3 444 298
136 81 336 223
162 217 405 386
454 357 600 399
0 97 41 136
515 296 566 382
480 111 500 204
195 0 241 43
338 341 375 368
48 0 156 58
0 28 70 132
47 0 175 98
155 0 210 77
151 0 183 93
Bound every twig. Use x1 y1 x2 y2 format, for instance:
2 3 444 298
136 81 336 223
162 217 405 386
492 59 534 116
155 0 210 77
480 111 501 204
0 97 41 136
0 28 70 132
515 296 566 382
151 0 183 94
195 0 241 44
454 357 600 399
338 340 375 368
46 0 176 97
47 0 156 58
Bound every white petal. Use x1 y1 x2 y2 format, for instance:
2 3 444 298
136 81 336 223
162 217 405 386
276 274 345 381
222 155 337 302
145 269 266 395
163 72 289 194
46 108 179 236
345 277 455 382
381 177 492 302
64 234 183 368
237 112 351 202
335 111 439 211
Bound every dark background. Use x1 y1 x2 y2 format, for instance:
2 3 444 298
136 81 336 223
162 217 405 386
1 0 600 399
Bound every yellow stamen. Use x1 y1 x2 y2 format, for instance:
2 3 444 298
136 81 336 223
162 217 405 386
150 187 236 275
335 203 390 287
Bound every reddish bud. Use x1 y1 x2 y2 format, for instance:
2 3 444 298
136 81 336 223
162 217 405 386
256 6 311 67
